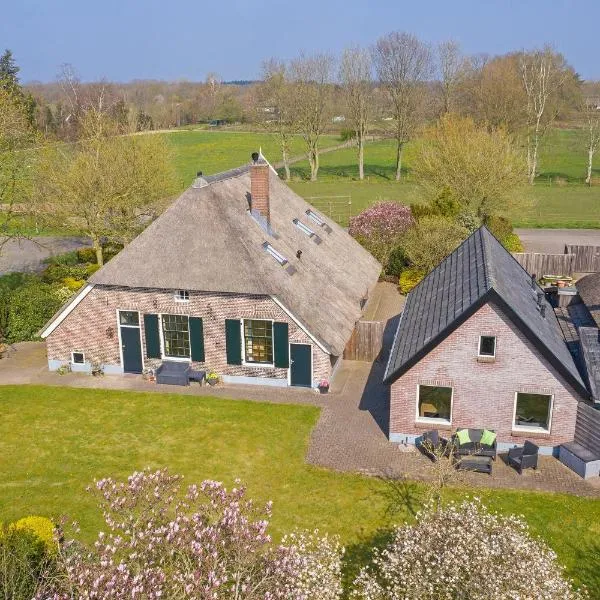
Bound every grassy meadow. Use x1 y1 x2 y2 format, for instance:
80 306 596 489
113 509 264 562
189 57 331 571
1 385 599 593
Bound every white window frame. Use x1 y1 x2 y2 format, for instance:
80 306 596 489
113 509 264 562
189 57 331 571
71 350 85 365
241 318 275 368
512 391 553 434
174 290 190 303
478 335 497 358
159 313 192 362
415 384 453 425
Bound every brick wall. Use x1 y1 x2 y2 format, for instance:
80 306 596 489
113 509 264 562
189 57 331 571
46 285 331 384
390 301 582 447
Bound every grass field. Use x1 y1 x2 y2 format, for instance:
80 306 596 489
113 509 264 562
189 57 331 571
1 385 599 592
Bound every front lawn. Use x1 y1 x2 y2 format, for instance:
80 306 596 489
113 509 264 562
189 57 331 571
1 385 599 593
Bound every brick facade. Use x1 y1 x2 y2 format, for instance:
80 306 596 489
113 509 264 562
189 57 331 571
46 285 332 386
390 301 583 449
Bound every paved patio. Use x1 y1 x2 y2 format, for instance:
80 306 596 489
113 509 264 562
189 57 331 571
1 340 599 497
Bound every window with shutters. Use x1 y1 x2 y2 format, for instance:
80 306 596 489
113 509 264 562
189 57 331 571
243 319 273 364
161 314 190 359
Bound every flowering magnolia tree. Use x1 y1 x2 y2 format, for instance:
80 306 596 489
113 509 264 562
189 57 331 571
41 469 343 600
352 499 586 600
348 202 413 268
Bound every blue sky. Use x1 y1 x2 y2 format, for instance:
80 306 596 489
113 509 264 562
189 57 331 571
2 0 597 83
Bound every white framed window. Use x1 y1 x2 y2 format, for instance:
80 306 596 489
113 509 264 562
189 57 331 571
293 218 315 237
161 314 191 359
478 335 496 357
416 384 453 424
242 319 274 365
305 209 325 227
174 290 190 302
71 351 85 364
513 392 553 433
262 242 288 266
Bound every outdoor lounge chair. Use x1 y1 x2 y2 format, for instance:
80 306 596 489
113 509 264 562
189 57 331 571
507 441 539 474
156 361 191 386
452 428 497 460
419 430 449 461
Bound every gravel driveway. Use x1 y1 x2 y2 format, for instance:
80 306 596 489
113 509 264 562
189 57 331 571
515 229 600 254
0 236 91 275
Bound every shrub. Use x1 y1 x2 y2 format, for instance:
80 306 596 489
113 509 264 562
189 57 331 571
398 268 425 294
11 516 56 554
41 262 89 284
60 276 85 291
44 251 79 266
76 247 98 263
402 216 469 273
340 128 356 142
385 246 409 278
502 232 524 252
352 499 585 600
349 202 414 266
484 215 513 241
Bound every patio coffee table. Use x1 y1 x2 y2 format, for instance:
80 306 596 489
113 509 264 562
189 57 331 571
458 455 492 475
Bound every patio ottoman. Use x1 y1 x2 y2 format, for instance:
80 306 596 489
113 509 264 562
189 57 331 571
458 455 492 475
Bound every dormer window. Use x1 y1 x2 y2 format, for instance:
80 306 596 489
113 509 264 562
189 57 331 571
305 209 326 227
174 290 190 302
262 242 288 266
293 218 315 237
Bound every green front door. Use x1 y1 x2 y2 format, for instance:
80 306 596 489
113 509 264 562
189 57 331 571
290 344 312 387
121 325 143 373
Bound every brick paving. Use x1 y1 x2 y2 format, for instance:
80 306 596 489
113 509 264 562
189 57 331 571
1 340 599 497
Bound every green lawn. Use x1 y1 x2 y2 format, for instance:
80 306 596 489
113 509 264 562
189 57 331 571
1 385 599 592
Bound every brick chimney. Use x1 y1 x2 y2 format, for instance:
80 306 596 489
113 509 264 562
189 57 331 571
250 152 270 222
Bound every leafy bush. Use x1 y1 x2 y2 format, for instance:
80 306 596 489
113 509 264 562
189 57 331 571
349 202 413 266
44 251 79 266
11 516 56 554
353 499 584 600
340 128 356 142
60 276 85 291
76 247 97 263
41 262 89 284
402 216 469 274
485 215 513 241
398 268 425 294
502 232 524 252
385 246 409 278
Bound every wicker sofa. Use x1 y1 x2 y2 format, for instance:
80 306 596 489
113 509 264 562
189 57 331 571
451 428 497 460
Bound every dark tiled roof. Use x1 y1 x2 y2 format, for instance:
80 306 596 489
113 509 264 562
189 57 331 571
579 327 600 402
576 272 600 328
384 227 588 397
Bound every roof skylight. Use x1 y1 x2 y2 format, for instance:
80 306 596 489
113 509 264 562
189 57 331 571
262 242 288 265
293 218 315 237
305 209 326 227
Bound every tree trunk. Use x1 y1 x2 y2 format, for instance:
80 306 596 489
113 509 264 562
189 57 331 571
528 131 539 185
281 138 291 181
358 135 364 180
395 141 403 181
309 147 319 181
586 146 594 186
92 235 104 266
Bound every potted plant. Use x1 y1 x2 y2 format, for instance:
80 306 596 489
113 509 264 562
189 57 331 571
317 379 330 394
206 371 220 386
142 367 155 382
91 361 104 377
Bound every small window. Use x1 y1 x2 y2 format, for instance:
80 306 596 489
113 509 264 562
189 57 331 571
71 351 85 364
305 209 325 227
293 218 315 237
514 392 552 432
162 314 190 358
243 319 273 364
478 336 496 357
174 290 190 302
262 242 288 266
417 385 452 423
119 311 139 326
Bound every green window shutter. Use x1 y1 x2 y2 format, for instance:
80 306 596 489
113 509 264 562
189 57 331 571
143 314 161 358
225 319 242 365
273 322 289 368
189 317 205 362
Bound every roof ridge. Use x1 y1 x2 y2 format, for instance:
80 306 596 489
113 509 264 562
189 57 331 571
480 226 495 291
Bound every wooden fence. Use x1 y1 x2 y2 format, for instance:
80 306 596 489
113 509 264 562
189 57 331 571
574 402 600 456
343 320 385 362
564 245 600 273
511 252 576 276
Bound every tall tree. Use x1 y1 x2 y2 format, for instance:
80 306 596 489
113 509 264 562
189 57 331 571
339 46 372 180
520 47 575 185
373 32 433 181
260 59 295 181
437 40 466 114
581 98 600 186
0 49 36 127
37 111 176 265
289 53 334 181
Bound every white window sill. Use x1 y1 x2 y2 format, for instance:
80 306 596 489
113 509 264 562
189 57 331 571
173 299 190 303
477 355 496 363
161 356 191 362
512 425 550 435
242 361 275 369
415 417 452 426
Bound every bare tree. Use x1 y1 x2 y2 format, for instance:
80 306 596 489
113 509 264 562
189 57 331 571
520 47 571 185
582 99 600 185
373 32 433 180
339 46 372 180
437 40 465 114
289 53 334 181
260 59 295 180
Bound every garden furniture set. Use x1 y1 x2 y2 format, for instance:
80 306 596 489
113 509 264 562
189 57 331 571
419 428 539 476
155 361 206 386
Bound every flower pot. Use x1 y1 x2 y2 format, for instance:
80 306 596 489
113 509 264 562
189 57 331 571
207 379 218 386
318 386 329 394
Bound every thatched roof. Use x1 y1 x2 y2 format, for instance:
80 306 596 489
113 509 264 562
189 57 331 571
89 164 381 355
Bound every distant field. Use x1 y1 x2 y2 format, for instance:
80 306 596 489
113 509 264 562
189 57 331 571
286 130 600 228
163 130 340 188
